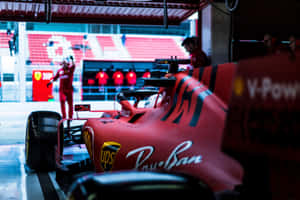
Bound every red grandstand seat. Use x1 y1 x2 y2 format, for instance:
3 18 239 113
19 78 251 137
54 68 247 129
27 33 187 65
0 32 14 49
125 37 188 60
96 36 117 51
27 33 95 65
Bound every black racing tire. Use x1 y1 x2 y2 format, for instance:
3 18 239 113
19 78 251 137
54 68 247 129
25 111 61 171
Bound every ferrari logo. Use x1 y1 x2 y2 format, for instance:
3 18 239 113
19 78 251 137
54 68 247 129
34 71 42 81
100 141 121 171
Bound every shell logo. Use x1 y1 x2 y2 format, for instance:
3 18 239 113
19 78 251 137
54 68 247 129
233 76 244 97
34 71 42 81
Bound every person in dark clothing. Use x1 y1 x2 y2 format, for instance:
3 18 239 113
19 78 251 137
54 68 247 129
289 35 297 52
263 33 273 55
121 34 126 46
263 33 284 55
8 39 14 56
288 35 298 60
182 37 209 70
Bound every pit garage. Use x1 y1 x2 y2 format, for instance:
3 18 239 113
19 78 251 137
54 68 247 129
0 0 299 199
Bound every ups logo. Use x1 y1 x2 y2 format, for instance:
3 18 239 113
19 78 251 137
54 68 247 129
100 141 121 171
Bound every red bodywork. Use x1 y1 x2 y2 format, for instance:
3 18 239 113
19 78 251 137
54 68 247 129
223 52 300 200
81 62 244 192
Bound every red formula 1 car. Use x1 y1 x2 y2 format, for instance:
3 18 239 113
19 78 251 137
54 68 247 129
25 52 300 199
81 67 243 188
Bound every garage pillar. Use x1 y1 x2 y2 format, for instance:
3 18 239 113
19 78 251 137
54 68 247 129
201 3 231 65
17 22 26 103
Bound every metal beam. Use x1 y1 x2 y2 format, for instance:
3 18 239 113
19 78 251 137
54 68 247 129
0 0 208 24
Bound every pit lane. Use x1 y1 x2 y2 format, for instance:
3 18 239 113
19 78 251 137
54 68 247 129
0 101 119 200
0 144 64 200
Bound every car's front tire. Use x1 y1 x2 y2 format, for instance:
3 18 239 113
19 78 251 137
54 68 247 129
25 111 61 171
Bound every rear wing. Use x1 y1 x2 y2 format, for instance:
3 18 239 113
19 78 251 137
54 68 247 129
143 77 176 87
155 58 190 74
222 52 300 199
121 89 159 100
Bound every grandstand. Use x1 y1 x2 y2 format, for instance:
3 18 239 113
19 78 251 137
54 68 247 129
26 32 188 65
27 32 95 65
0 23 190 102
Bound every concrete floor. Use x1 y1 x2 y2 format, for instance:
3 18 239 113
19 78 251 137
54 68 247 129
0 144 45 200
0 101 119 199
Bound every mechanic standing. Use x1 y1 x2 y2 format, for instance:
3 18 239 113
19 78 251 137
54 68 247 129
112 69 124 92
96 68 109 92
288 35 298 59
182 37 209 70
47 56 75 119
142 69 151 79
125 68 136 90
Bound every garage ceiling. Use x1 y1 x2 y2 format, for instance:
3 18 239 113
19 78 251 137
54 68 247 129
0 0 208 25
